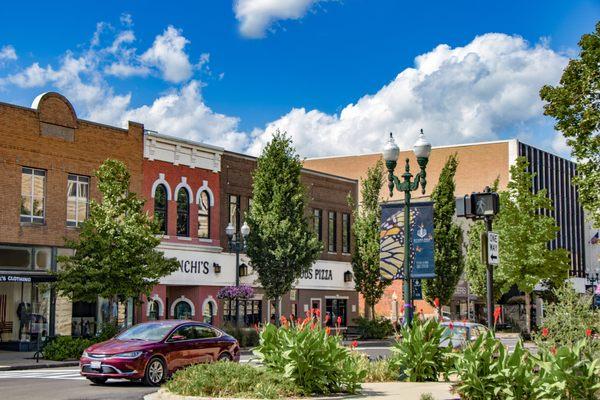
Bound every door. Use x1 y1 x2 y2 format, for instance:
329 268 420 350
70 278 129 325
192 325 221 363
165 325 199 371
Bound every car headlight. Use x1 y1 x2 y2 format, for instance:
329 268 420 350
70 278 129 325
113 351 143 359
82 351 88 358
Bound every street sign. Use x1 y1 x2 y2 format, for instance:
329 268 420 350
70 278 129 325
487 232 499 265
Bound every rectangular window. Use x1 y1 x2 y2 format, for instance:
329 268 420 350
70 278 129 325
66 174 89 227
328 211 337 252
20 167 46 223
313 209 322 241
228 195 240 233
223 299 262 327
325 298 347 327
342 213 351 253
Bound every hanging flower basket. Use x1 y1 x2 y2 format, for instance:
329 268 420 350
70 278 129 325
217 284 254 300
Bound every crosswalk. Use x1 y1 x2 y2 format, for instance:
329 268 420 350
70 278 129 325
0 368 85 380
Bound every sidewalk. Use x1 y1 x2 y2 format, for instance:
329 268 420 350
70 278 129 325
0 351 79 371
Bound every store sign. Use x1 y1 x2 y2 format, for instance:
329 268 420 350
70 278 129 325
157 245 237 286
295 260 354 291
0 275 32 283
300 268 333 281
380 202 435 280
179 260 211 274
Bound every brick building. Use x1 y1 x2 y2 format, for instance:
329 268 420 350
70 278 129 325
0 93 144 349
304 139 593 325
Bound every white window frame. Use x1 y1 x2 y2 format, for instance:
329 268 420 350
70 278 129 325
20 167 46 224
66 174 90 227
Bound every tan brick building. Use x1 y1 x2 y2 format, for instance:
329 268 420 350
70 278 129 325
0 92 143 349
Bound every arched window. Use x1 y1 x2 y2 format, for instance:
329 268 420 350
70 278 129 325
174 301 192 319
203 299 216 325
154 184 168 234
198 191 210 239
176 188 189 237
148 300 159 321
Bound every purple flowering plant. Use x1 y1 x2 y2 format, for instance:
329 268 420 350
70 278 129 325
217 284 254 300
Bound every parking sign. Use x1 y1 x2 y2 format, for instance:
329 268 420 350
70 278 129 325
487 232 499 265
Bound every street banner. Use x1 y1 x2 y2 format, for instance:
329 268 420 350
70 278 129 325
380 202 435 280
412 278 423 300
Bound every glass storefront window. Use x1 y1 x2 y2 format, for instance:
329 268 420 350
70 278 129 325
325 298 347 327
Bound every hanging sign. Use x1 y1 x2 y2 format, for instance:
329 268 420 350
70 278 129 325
487 232 499 265
412 278 423 300
380 202 435 280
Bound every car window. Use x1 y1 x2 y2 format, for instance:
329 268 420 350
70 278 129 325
194 326 218 339
470 326 483 339
169 326 196 341
117 322 178 341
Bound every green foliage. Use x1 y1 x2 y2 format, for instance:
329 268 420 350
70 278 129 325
453 332 539 400
55 159 179 308
43 336 94 361
353 354 398 382
536 340 600 400
494 157 571 332
390 319 452 382
533 283 600 356
246 131 321 311
96 322 120 342
222 324 260 348
349 159 390 318
420 394 435 400
353 316 394 339
253 321 365 395
540 22 600 228
166 361 301 399
423 153 464 308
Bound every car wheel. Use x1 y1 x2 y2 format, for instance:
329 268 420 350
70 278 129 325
143 357 166 386
87 377 108 385
217 352 232 362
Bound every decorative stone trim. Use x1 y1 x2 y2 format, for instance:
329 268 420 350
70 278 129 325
170 295 195 317
151 173 172 200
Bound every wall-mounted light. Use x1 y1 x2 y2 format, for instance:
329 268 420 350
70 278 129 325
213 263 221 274
344 270 353 283
239 263 248 277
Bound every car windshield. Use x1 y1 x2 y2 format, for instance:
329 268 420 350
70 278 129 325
442 325 468 340
116 322 178 341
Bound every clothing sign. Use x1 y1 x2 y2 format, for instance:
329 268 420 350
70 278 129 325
487 232 499 266
380 202 435 280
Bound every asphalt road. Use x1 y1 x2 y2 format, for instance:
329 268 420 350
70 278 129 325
0 340 528 400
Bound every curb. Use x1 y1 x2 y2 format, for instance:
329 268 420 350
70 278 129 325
0 361 79 371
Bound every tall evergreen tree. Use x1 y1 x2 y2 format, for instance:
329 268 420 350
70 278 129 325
56 159 179 322
423 154 464 313
494 157 571 334
348 159 390 320
246 131 321 322
540 22 600 228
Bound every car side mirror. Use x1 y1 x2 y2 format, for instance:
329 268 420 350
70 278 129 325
171 334 185 341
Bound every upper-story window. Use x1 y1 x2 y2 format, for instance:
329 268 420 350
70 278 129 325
66 174 89 227
313 209 323 241
198 191 211 239
229 195 240 234
20 167 46 224
342 213 351 254
176 188 190 237
328 211 337 253
154 184 168 235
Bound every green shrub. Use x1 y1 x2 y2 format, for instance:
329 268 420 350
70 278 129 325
353 353 397 382
420 394 435 400
536 340 600 400
390 319 452 382
253 321 365 395
95 322 120 342
353 316 394 339
166 361 300 399
43 336 94 361
222 324 260 348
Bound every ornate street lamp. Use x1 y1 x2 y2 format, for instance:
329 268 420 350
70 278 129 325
383 130 431 326
226 221 250 326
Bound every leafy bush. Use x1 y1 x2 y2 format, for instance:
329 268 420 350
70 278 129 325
353 316 394 339
253 321 365 395
420 394 435 400
390 319 452 382
95 322 120 342
222 324 260 348
353 353 397 382
453 332 538 400
166 361 300 399
43 336 94 361
536 340 600 400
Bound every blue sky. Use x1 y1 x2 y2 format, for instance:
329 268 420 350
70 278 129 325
0 1 598 157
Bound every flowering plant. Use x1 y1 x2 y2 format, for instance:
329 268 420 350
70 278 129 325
216 284 254 300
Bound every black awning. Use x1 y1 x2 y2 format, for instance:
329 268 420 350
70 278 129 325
0 272 57 283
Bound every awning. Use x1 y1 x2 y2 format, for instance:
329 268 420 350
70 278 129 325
0 272 57 283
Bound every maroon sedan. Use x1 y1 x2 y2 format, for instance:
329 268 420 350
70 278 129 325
80 320 240 386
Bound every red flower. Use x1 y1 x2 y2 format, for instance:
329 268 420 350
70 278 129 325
433 298 440 308
310 322 316 330
352 340 358 348
448 322 454 330
253 324 259 333
541 327 549 338
586 328 592 337
325 326 331 335
336 316 342 326
280 315 288 326
550 346 557 355
313 308 321 317
325 314 331 323
493 306 502 324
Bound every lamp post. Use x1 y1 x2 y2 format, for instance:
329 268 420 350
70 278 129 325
226 221 250 326
382 129 431 326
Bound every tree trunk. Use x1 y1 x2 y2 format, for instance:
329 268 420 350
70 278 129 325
370 303 376 321
524 292 531 335
438 304 442 321
108 296 118 325
364 300 373 320
273 297 280 326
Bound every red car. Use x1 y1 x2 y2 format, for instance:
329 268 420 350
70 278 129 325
80 320 240 386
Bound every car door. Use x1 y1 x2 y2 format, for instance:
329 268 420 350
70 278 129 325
165 325 197 371
193 325 221 363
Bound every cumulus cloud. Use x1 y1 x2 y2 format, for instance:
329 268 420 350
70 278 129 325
140 26 193 83
248 33 569 157
234 0 322 38
0 45 17 62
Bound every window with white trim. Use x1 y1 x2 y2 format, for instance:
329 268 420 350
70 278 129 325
20 167 46 223
198 191 210 239
66 174 89 227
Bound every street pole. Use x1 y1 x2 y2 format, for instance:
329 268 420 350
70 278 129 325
235 236 241 327
403 178 413 325
485 216 494 329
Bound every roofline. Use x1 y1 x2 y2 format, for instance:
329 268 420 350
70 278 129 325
145 130 225 153
224 150 358 184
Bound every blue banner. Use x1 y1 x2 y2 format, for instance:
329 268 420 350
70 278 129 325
380 201 435 280
412 278 423 300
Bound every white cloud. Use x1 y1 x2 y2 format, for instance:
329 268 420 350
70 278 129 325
140 26 193 83
234 0 321 38
120 13 133 27
0 45 17 62
248 33 569 157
